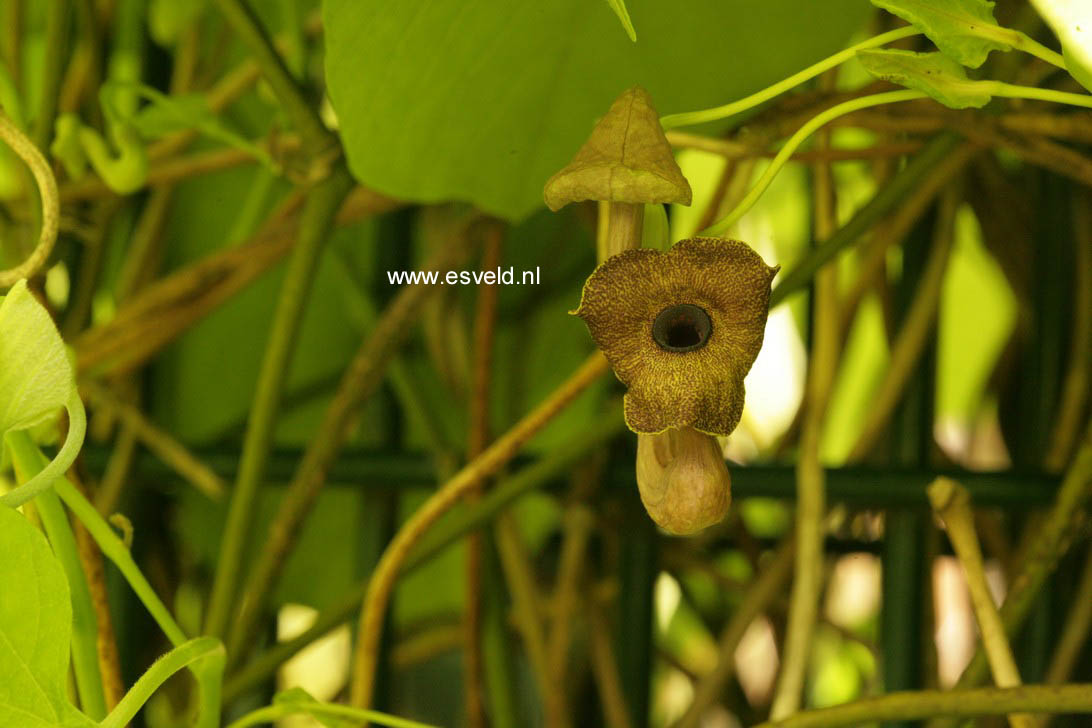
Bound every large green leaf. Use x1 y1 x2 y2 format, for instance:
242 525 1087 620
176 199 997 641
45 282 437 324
871 0 1016 68
0 506 94 727
1031 0 1092 91
323 0 871 220
858 49 993 108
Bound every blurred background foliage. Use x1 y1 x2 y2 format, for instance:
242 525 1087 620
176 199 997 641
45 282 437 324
0 0 1090 726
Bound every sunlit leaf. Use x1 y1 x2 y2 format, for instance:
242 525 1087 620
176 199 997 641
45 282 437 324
0 280 74 436
1031 0 1092 91
0 505 94 727
323 0 871 220
871 0 1016 67
857 49 993 108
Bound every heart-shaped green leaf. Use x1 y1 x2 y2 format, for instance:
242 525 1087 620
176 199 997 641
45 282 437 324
0 505 95 727
871 0 1017 67
858 49 993 108
323 0 870 220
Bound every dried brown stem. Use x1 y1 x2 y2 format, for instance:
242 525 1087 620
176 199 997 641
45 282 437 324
463 223 503 728
927 478 1035 728
348 352 610 710
81 380 226 501
588 599 634 728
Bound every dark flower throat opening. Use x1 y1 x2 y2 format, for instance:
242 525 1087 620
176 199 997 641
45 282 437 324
653 304 712 353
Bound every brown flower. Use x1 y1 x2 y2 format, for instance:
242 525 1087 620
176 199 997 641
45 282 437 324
573 237 778 435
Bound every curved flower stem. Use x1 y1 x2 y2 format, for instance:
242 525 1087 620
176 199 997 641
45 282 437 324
0 106 60 287
702 89 927 237
753 684 1092 728
348 352 610 710
927 478 1034 728
660 26 920 128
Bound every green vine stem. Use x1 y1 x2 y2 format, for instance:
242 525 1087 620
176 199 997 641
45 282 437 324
204 167 353 640
989 81 1092 109
659 26 920 128
213 0 336 156
99 637 225 728
703 89 928 236
0 106 60 287
31 0 67 150
8 431 108 720
752 684 1092 728
226 219 476 661
1010 33 1066 70
225 702 436 728
8 435 226 727
0 391 86 508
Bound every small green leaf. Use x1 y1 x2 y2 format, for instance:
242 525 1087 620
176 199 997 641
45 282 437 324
605 0 638 42
871 0 1018 67
0 505 95 727
1031 0 1092 91
113 83 276 169
0 280 73 436
858 49 993 108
